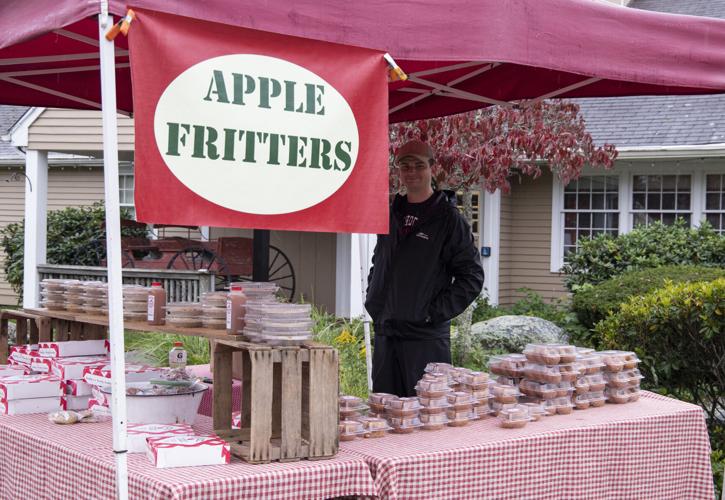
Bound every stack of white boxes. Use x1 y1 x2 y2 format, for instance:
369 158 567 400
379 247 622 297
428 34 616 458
0 373 61 415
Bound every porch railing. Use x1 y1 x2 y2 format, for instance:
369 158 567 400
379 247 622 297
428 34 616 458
37 264 215 303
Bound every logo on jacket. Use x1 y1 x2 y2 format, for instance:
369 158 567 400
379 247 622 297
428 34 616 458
415 231 430 240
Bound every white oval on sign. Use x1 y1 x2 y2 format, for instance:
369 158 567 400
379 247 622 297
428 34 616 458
154 54 359 215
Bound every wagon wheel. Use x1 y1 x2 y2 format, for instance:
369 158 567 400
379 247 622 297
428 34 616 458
166 247 231 290
233 245 296 301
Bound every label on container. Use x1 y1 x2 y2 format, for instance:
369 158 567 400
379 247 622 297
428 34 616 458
147 295 156 321
169 348 187 369
226 298 232 330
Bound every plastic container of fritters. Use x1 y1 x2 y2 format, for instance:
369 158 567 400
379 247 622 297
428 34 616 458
446 391 475 410
490 383 521 404
626 386 641 402
558 362 584 382
605 387 630 404
415 379 451 398
339 395 365 410
523 363 562 384
459 384 489 401
522 401 547 421
419 412 450 430
598 350 640 372
446 409 475 427
551 344 578 363
604 371 631 389
385 397 422 417
488 354 527 378
587 390 607 407
418 396 451 414
624 369 644 387
359 416 392 437
339 419 366 441
498 405 531 428
519 380 559 400
573 377 590 394
40 290 66 302
424 362 454 374
523 344 561 365
388 416 423 434
489 401 519 417
572 393 591 410
577 354 605 374
40 278 67 292
457 370 488 387
554 397 575 415
40 300 66 311
585 373 606 392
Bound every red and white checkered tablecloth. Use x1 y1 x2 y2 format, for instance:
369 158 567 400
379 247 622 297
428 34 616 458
341 391 714 500
0 414 376 500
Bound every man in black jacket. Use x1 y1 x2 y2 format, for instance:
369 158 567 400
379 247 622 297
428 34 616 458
365 140 484 396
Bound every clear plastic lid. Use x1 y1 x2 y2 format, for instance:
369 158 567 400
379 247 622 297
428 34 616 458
420 371 449 384
358 416 392 435
419 412 449 425
339 419 366 436
490 383 521 401
368 392 396 405
523 344 562 365
604 371 631 388
498 405 530 422
418 396 451 408
385 397 421 411
458 385 489 401
558 362 584 382
388 416 423 428
415 379 450 394
446 391 475 407
446 408 475 421
424 362 453 374
519 380 559 399
488 354 527 377
554 396 574 408
258 334 311 346
523 364 563 384
339 395 364 409
457 370 488 386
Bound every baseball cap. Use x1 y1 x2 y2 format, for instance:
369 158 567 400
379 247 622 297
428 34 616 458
394 140 434 165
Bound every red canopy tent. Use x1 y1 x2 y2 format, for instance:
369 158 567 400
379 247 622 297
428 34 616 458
3 0 725 122
2 1 725 497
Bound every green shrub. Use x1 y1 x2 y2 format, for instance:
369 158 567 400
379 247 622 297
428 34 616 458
595 278 725 426
563 220 725 291
0 202 145 301
573 265 725 331
311 307 370 399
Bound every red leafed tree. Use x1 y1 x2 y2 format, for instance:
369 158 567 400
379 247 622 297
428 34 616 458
389 100 617 364
389 100 617 195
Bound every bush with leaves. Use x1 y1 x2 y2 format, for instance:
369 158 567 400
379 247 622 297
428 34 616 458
0 202 145 301
595 278 725 426
572 265 725 333
563 219 725 291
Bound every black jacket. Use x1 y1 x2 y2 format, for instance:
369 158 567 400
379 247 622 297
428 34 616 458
365 190 485 339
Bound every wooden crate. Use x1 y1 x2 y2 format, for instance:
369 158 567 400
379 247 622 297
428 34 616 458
212 339 339 464
0 310 52 363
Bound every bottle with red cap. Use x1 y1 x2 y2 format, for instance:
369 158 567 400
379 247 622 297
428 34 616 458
147 281 166 326
169 341 187 369
226 285 247 334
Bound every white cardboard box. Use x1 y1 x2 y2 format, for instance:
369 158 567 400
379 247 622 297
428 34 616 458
8 345 39 368
0 397 60 415
49 356 109 380
0 365 28 376
127 423 194 453
147 435 230 468
60 395 90 411
82 364 164 388
0 374 62 400
38 340 108 358
61 379 93 396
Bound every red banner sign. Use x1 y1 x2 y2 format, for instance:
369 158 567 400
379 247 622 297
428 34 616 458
129 9 389 233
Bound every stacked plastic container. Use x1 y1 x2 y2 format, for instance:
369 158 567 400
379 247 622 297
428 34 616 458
338 395 369 441
520 343 578 416
165 302 203 328
415 371 452 430
599 350 643 403
455 369 490 420
200 292 227 330
570 348 607 410
487 353 527 386
122 285 149 322
489 382 522 417
83 281 108 315
242 303 313 346
64 280 85 313
39 279 67 311
384 396 423 433
236 282 279 304
367 392 396 418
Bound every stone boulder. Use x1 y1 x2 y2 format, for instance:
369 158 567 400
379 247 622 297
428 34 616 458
470 315 567 353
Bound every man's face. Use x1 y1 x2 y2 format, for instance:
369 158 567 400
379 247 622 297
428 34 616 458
397 156 432 192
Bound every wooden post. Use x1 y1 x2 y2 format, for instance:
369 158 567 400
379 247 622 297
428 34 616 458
212 343 232 431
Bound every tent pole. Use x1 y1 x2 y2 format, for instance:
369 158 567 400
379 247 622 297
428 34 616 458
97 13 129 500
357 234 373 391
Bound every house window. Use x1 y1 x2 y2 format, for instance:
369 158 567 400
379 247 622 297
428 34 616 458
704 174 725 234
119 163 135 219
562 175 619 255
631 174 691 227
